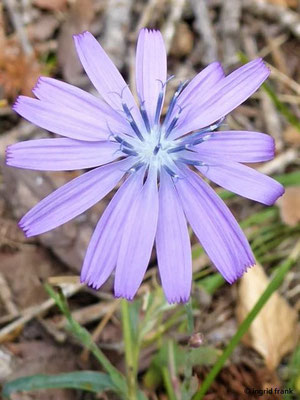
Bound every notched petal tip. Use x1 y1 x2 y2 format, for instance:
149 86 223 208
12 95 31 113
32 76 44 94
12 96 22 111
140 27 159 34
256 58 270 79
167 295 190 304
5 146 14 165
73 30 92 40
114 291 134 301
227 261 256 285
17 221 32 238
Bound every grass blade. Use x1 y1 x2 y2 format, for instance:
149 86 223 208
2 371 115 399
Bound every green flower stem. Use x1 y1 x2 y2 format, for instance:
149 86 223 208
162 366 177 400
184 300 194 335
182 300 195 399
121 299 138 400
192 240 300 400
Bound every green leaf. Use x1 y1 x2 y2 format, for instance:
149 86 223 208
197 274 225 295
192 241 300 400
2 371 117 399
284 345 300 400
44 284 128 395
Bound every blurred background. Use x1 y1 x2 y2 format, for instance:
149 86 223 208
0 0 299 399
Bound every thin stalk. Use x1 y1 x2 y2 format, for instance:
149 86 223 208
182 300 195 399
162 366 177 400
184 300 194 335
121 300 138 400
192 240 300 400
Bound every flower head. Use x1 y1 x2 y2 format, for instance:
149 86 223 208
7 29 284 303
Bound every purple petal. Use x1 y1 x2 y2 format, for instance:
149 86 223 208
73 31 144 132
178 62 225 106
114 167 159 300
173 59 270 137
6 138 121 170
175 168 255 283
156 169 192 303
136 29 167 125
195 156 284 205
195 131 275 163
33 77 130 134
81 168 145 289
19 157 134 237
13 96 112 141
167 62 225 136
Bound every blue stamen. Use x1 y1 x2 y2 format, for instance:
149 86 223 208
178 157 207 167
167 144 187 154
179 116 225 147
163 80 188 127
129 162 143 174
153 144 161 155
153 76 174 127
164 106 183 138
140 101 151 133
113 134 134 149
121 148 138 156
122 101 144 141
154 90 164 126
163 165 179 179
187 134 212 147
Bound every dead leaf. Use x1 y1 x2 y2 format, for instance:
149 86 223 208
0 247 62 309
264 0 298 8
28 14 60 42
0 5 41 99
283 125 300 146
278 186 300 226
4 341 76 400
170 23 194 58
236 263 298 370
33 0 67 11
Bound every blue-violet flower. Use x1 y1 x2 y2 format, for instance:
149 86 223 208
6 29 284 303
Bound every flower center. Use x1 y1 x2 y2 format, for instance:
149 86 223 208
114 79 224 176
133 126 175 170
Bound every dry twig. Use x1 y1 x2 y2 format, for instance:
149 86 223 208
162 0 186 53
220 0 241 66
0 283 81 343
102 0 134 69
2 0 33 55
243 0 300 39
189 0 218 64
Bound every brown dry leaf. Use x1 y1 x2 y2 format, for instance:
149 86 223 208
265 0 299 8
0 247 62 309
57 0 94 83
0 6 41 99
33 0 67 11
236 263 298 370
170 22 194 58
4 341 76 399
283 125 300 146
278 186 300 226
